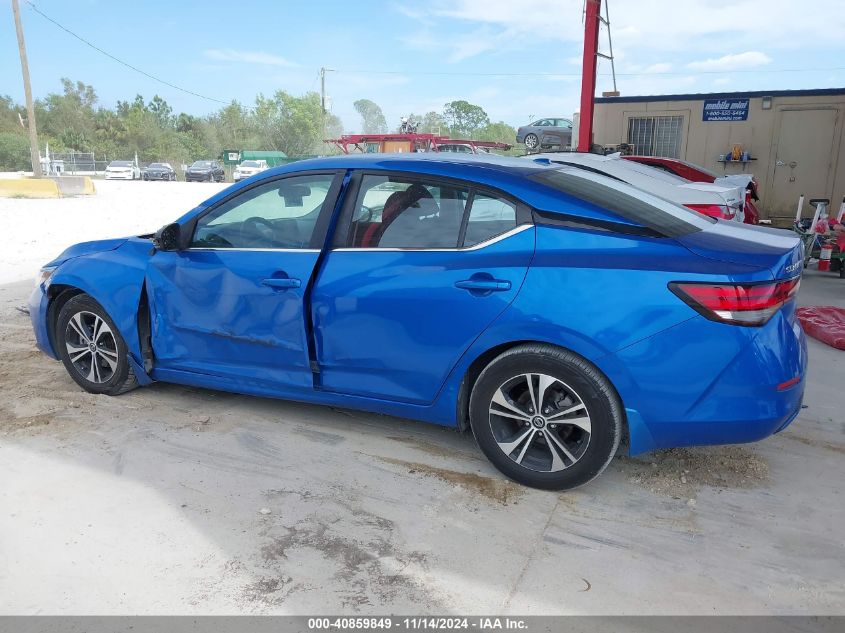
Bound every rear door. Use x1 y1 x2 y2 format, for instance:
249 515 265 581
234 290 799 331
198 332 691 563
311 172 535 404
147 171 343 388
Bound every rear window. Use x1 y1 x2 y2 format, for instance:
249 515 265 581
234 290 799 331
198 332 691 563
530 167 714 237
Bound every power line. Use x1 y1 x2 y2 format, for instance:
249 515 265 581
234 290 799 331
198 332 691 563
332 67 845 78
23 1 229 105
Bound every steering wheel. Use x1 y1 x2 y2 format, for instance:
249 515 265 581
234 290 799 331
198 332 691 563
241 216 277 246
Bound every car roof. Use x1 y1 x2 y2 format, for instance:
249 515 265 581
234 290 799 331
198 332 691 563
195 153 564 212
259 152 553 178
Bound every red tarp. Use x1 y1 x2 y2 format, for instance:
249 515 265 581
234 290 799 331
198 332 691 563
797 306 845 350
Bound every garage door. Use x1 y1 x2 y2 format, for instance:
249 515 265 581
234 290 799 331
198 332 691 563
767 108 839 219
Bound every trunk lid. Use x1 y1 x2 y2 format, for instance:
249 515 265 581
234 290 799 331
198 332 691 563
676 221 803 280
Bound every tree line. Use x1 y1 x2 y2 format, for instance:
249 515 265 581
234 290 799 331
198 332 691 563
0 78 517 171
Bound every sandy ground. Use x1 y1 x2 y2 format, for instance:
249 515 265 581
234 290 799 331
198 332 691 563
0 185 843 614
0 179 227 285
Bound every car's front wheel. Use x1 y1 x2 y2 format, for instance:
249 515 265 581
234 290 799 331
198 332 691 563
469 344 622 490
56 294 138 395
523 133 539 150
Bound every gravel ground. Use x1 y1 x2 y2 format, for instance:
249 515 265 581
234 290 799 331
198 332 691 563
0 185 843 614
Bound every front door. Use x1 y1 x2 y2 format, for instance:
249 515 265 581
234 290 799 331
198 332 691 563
147 172 342 388
767 108 839 218
311 172 534 405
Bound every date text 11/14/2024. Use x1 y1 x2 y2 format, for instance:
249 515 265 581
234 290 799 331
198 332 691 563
307 617 528 630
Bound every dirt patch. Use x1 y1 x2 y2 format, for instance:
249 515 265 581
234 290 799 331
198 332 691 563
371 455 523 505
252 505 431 611
242 574 294 606
614 445 769 498
385 434 478 460
0 409 56 430
780 431 845 455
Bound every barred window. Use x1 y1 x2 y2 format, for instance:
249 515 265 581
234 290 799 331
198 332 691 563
627 116 684 158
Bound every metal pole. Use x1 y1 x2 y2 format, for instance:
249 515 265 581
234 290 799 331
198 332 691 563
604 0 617 94
12 0 42 177
794 194 805 222
320 67 327 141
577 0 601 152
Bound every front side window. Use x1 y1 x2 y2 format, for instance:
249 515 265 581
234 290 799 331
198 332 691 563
191 174 335 249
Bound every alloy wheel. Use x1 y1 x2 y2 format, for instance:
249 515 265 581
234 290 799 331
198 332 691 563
64 310 119 384
524 134 539 150
488 373 591 472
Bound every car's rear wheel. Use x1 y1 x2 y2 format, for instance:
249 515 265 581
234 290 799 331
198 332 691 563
524 133 539 150
469 344 622 490
56 294 138 396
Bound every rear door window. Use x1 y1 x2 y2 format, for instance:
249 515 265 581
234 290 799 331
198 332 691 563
463 193 517 246
335 174 527 249
341 175 469 249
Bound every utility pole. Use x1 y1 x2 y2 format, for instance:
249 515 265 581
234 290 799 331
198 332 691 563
577 0 601 153
12 0 43 177
320 67 334 139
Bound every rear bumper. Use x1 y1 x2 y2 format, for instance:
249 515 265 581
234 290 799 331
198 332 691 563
609 308 807 454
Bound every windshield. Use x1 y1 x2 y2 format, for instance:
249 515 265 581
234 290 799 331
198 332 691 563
191 161 212 168
530 167 714 238
148 163 166 169
240 161 261 168
109 161 132 167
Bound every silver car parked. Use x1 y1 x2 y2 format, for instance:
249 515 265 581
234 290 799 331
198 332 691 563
516 117 573 151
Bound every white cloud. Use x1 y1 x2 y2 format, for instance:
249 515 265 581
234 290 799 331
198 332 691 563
407 0 845 56
686 51 772 71
203 49 298 67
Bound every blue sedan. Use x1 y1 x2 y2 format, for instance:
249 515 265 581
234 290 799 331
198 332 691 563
29 154 807 490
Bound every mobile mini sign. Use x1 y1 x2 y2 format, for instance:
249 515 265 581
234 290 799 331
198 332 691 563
702 98 749 122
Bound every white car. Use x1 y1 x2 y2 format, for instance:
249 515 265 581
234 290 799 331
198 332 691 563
104 160 141 180
532 152 745 222
233 160 269 182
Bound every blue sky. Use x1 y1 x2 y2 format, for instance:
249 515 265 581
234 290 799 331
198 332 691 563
3 0 844 133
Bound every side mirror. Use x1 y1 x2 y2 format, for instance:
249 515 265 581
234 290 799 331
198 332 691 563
153 223 181 251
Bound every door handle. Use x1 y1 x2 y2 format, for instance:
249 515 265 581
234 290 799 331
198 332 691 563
262 277 301 289
455 279 511 292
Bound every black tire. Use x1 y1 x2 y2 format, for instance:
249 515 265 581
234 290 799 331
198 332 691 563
469 344 622 490
55 294 138 396
523 133 539 151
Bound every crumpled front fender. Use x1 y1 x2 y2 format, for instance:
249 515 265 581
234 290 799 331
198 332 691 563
46 238 153 383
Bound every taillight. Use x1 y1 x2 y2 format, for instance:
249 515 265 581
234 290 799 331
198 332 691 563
669 278 801 326
685 203 733 220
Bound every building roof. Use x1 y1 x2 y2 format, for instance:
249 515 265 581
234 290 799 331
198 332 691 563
595 87 845 104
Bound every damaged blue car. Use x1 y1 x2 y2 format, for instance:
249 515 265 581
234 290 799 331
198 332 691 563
29 154 807 490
